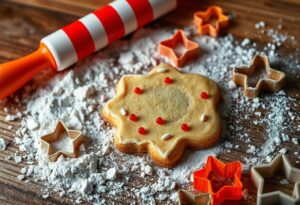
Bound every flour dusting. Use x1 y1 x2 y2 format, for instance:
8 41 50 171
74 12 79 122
0 137 7 150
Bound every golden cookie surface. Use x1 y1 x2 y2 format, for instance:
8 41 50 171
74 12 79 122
102 64 221 167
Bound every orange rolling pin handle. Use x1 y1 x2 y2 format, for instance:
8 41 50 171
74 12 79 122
0 44 56 99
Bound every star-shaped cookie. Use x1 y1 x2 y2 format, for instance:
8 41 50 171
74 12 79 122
41 121 85 162
194 6 229 37
232 54 285 98
103 63 221 167
178 189 211 205
251 154 300 205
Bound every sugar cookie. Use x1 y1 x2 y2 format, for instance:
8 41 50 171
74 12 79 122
102 64 221 167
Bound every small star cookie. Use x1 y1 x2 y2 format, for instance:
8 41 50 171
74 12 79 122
102 64 221 167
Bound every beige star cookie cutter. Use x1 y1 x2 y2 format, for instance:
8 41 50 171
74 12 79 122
232 54 285 98
251 154 300 205
41 121 85 162
178 189 211 205
102 63 221 167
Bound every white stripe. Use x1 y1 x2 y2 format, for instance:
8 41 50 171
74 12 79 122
110 0 137 35
149 0 177 19
79 13 109 51
41 30 77 71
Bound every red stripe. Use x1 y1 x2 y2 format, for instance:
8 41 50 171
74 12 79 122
126 0 154 28
93 5 125 43
62 21 95 60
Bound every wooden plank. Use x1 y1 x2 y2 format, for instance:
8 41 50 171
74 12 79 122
2 0 300 45
4 0 300 23
3 0 110 16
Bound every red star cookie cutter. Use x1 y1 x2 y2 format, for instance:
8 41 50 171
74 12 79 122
193 156 243 205
159 29 199 67
194 6 229 37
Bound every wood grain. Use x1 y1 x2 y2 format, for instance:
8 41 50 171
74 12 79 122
3 0 109 16
0 0 299 204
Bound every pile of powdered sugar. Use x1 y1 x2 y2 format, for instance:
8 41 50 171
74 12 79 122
3 22 299 204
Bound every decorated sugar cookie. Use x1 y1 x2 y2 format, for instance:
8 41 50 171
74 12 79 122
102 64 221 167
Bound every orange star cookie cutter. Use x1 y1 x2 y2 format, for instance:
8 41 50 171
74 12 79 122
232 54 286 98
41 121 85 162
251 154 300 205
193 156 243 205
159 29 199 67
194 6 229 37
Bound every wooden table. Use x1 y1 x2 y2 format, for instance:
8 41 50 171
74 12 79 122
0 0 299 204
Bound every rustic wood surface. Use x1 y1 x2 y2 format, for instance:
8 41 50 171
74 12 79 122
0 0 299 204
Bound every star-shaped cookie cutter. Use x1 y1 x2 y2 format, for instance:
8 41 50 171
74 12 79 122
194 6 229 37
159 29 199 67
193 156 243 205
178 189 211 205
251 154 300 205
40 121 85 162
232 54 285 98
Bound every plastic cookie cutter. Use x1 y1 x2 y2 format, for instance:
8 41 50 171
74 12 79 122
178 189 211 205
232 54 285 98
251 154 300 205
194 6 229 37
159 29 199 67
40 121 85 162
192 156 243 205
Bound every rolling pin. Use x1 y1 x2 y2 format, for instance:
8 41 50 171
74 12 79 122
0 0 177 99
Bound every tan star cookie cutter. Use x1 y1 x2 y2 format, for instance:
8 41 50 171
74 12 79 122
41 121 85 162
102 63 221 167
178 189 211 205
232 54 285 98
251 154 300 205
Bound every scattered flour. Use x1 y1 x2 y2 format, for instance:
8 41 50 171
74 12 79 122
51 133 74 153
255 21 266 29
17 174 25 181
26 117 40 130
0 137 7 150
14 154 22 163
5 114 17 122
106 167 117 180
1 23 298 204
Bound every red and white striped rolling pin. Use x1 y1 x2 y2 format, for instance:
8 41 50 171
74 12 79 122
0 0 177 99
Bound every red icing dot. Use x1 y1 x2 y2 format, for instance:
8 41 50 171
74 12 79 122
129 114 138 121
200 92 209 99
164 77 173 84
156 117 165 125
134 87 143 95
138 127 147 135
181 123 190 131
